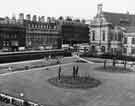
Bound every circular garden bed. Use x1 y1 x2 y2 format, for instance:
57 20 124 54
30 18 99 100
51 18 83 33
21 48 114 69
48 75 101 89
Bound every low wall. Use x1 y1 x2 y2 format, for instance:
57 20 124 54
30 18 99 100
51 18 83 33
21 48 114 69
0 49 71 63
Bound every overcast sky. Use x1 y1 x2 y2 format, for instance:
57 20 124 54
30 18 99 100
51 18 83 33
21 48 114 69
0 0 134 20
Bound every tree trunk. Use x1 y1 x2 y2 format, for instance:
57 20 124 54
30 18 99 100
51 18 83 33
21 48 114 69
104 60 106 69
113 59 116 67
124 60 126 69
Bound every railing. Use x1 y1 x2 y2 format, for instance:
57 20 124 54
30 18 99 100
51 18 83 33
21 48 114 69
0 93 43 106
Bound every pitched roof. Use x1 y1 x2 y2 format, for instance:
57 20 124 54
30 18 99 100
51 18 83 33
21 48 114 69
0 17 4 20
102 12 135 26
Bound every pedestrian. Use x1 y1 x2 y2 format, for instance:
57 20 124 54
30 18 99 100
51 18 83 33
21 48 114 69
76 65 79 77
58 65 61 80
104 60 107 69
8 66 12 72
73 65 76 79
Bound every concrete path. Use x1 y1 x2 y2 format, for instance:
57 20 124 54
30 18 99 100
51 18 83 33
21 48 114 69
0 59 74 77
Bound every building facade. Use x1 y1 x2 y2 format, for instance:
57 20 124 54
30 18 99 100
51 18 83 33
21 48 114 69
19 14 62 50
57 18 89 46
90 4 135 55
123 26 135 56
0 17 26 51
0 14 89 51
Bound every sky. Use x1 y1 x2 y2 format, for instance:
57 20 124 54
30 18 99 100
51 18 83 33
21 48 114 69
0 0 134 20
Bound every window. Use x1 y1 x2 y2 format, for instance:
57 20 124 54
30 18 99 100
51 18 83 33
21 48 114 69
118 32 122 41
14 34 16 38
123 48 127 53
131 48 135 54
102 30 105 41
114 32 117 41
92 31 95 41
132 38 135 44
3 41 5 46
101 46 105 52
124 38 127 44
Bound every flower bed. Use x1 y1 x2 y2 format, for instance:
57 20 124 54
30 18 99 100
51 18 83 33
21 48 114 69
48 75 101 89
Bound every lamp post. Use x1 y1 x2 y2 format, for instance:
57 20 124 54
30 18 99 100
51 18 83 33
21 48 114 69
20 92 29 106
20 93 24 98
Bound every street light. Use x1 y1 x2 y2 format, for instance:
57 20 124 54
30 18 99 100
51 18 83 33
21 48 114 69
20 93 24 97
20 93 30 106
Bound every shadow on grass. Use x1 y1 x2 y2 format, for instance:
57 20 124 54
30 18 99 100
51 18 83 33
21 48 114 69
82 58 104 63
94 66 133 73
48 75 101 89
74 60 88 63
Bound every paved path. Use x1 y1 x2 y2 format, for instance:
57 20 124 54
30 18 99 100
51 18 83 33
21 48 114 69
0 55 95 77
0 56 135 106
0 60 74 77
0 56 73 66
73 55 96 64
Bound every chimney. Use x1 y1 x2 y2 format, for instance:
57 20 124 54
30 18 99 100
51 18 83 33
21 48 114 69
40 16 45 23
47 17 51 23
12 14 16 23
12 14 16 19
26 14 31 21
126 11 129 15
5 16 9 23
38 16 41 22
19 13 24 20
32 15 37 21
97 3 103 16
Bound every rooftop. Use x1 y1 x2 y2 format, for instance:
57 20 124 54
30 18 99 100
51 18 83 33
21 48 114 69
102 11 135 26
125 26 135 33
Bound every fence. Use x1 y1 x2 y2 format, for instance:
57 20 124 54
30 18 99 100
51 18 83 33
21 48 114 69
0 93 43 106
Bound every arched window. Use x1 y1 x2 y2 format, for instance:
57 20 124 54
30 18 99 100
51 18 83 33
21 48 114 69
132 38 135 44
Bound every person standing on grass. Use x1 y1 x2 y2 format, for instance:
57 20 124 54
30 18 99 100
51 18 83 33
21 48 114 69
104 59 107 69
76 65 79 78
73 65 76 79
8 66 12 72
58 65 61 80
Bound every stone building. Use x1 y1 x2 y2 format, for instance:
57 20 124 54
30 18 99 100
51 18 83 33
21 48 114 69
18 14 62 50
0 17 26 51
123 26 135 56
57 17 89 46
90 4 135 55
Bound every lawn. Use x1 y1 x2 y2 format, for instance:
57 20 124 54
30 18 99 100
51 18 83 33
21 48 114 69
0 57 77 75
0 58 135 106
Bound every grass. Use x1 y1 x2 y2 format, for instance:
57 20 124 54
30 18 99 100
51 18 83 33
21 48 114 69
1 58 135 106
95 65 133 73
74 60 88 63
0 59 59 74
48 75 101 89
